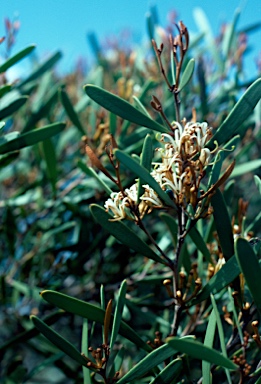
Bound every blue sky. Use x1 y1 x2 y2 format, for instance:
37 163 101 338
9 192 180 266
1 0 261 77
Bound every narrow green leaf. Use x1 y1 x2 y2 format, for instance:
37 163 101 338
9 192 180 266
59 88 85 135
235 238 261 315
0 122 65 155
109 112 117 136
110 280 127 350
222 9 240 63
77 160 113 196
117 343 180 384
22 87 59 133
84 84 169 134
18 51 62 88
0 311 63 352
0 95 28 119
41 138 57 195
0 45 36 73
82 319 91 384
193 8 223 70
133 96 151 117
0 152 19 168
188 227 212 263
40 290 151 352
203 309 216 384
90 204 165 264
159 212 178 247
207 78 261 150
115 149 176 209
7 279 41 301
167 338 237 370
211 295 232 383
22 352 64 382
254 175 261 195
238 21 261 34
231 159 261 178
149 358 183 384
211 189 234 261
31 315 87 366
0 84 12 98
187 255 240 306
137 134 153 201
179 59 195 91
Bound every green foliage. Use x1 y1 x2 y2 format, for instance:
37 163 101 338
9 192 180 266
0 5 261 384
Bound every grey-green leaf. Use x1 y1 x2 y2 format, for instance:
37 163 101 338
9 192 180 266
90 204 165 264
207 78 261 149
0 95 28 119
40 290 151 352
211 189 234 261
31 315 88 366
235 238 261 316
179 58 195 91
84 84 169 133
117 343 178 384
188 226 212 263
167 337 237 370
18 51 62 88
110 280 127 350
59 88 85 135
187 255 240 306
0 45 36 73
0 122 65 155
149 358 183 384
137 134 153 201
115 149 176 209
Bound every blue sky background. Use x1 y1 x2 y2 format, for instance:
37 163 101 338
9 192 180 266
1 0 261 78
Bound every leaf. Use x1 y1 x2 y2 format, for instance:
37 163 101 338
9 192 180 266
187 255 240 307
0 44 36 73
117 343 181 384
193 8 222 70
90 204 165 264
231 159 261 178
179 59 195 91
59 88 85 135
84 84 169 134
211 295 232 383
149 358 183 384
0 84 12 98
235 238 261 316
40 290 151 352
0 311 63 352
18 51 62 88
22 87 59 133
31 315 87 366
82 319 91 384
207 78 261 150
41 138 57 195
188 227 212 263
211 189 234 261
115 149 176 209
254 175 261 195
203 309 216 384
159 212 178 247
110 280 127 350
77 160 113 196
0 122 65 155
222 9 240 63
137 134 153 201
167 337 237 370
0 95 28 119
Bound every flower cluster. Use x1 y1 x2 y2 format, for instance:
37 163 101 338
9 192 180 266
104 121 215 221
